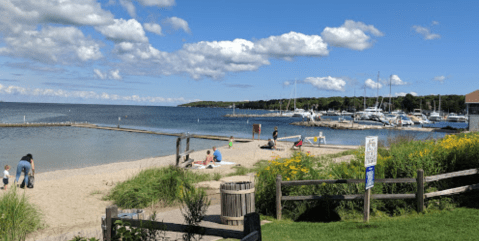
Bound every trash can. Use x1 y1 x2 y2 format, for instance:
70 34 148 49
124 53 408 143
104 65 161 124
220 181 255 225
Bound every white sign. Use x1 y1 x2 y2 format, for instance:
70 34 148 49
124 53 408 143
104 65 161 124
364 136 378 167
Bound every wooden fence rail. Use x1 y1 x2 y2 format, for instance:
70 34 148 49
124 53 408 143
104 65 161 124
276 168 479 220
104 205 261 241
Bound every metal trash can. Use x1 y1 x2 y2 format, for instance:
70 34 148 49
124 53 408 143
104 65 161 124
220 181 255 225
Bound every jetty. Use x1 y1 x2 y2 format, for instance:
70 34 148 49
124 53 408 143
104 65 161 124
290 120 461 133
0 122 253 142
224 113 287 118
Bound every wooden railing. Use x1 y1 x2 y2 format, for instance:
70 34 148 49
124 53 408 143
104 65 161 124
104 205 261 241
276 168 479 220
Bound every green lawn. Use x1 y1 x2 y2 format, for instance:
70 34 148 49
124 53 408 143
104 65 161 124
258 208 479 241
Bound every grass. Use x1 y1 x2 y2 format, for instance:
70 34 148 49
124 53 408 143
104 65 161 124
105 165 213 209
257 207 479 241
0 187 43 240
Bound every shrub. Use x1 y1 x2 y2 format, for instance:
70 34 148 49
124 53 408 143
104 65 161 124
106 166 211 209
0 187 43 240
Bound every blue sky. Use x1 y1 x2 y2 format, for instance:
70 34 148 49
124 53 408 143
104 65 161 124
0 0 477 106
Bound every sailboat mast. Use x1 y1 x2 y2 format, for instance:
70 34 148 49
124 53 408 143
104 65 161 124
376 71 379 107
364 84 366 110
389 75 392 113
294 80 296 110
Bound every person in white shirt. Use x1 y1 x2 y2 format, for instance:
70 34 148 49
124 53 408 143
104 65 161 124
3 165 12 191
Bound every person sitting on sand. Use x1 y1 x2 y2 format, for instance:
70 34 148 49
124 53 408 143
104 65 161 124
260 138 276 149
213 146 222 162
194 150 214 166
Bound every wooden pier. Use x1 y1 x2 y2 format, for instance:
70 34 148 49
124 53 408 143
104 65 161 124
0 122 252 142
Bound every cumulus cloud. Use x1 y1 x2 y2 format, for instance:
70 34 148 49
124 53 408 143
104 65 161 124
413 25 440 40
254 31 328 57
96 19 148 43
0 26 102 64
136 0 175 7
303 76 346 91
163 17 191 33
395 92 417 97
433 75 447 83
0 84 185 103
283 81 291 86
390 75 407 86
321 20 384 50
94 69 122 80
365 78 383 89
144 23 163 35
119 0 136 18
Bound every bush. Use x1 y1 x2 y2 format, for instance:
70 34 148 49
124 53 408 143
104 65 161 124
255 132 479 220
105 166 212 209
0 187 43 240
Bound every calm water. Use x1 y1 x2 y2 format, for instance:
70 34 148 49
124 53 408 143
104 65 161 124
0 102 465 173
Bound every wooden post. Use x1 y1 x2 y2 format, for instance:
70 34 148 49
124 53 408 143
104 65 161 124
186 137 191 161
244 212 261 241
176 137 181 166
363 189 370 222
417 169 424 213
105 205 118 241
276 175 282 220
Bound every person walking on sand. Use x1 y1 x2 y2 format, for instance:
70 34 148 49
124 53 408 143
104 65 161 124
15 154 35 188
228 136 234 149
212 146 222 163
273 127 278 147
3 165 13 191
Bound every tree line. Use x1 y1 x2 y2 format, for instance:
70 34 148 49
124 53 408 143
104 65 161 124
179 94 467 114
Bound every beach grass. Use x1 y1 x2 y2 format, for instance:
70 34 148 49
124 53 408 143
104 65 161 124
105 165 213 209
0 187 43 240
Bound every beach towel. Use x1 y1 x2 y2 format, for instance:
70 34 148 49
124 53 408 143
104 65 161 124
192 161 235 169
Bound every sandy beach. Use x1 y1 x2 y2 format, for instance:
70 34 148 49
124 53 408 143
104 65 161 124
1 140 359 240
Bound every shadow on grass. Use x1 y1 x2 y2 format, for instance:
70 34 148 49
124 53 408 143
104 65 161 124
295 201 341 223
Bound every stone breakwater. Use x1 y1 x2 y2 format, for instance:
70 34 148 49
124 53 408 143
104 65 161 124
223 113 287 118
290 120 460 133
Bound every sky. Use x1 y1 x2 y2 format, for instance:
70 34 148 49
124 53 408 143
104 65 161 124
0 0 478 106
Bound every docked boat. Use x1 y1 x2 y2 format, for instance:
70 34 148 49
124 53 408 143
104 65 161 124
429 111 443 122
399 115 414 126
324 109 340 116
446 113 467 122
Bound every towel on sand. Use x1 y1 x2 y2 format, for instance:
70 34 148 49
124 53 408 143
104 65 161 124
192 161 235 169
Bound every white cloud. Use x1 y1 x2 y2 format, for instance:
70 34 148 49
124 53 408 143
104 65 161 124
432 21 439 25
413 25 440 40
321 20 384 50
254 31 328 57
136 0 175 7
365 78 383 89
390 75 407 86
303 76 346 91
0 26 102 63
433 75 447 83
93 69 122 80
119 0 136 18
395 92 417 97
283 81 291 86
163 17 191 33
143 23 163 35
0 0 114 28
96 19 148 43
0 84 185 103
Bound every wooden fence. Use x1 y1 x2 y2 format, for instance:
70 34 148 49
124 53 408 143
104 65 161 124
276 168 479 220
104 205 261 241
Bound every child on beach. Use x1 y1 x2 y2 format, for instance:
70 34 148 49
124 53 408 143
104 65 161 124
229 136 234 149
194 150 214 166
3 165 12 191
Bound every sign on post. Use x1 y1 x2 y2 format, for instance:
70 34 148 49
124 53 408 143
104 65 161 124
365 166 375 190
364 136 378 167
252 124 261 140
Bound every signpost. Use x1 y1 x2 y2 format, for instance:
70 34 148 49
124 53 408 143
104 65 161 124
252 124 261 140
364 136 378 222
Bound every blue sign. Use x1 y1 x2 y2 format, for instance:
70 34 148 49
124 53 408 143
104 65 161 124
365 166 375 190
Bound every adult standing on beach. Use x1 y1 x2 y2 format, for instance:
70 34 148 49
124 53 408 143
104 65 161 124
15 154 34 187
212 146 222 162
273 127 278 147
